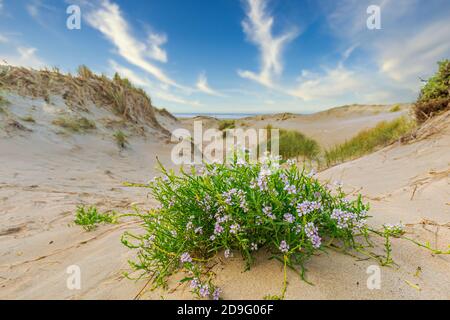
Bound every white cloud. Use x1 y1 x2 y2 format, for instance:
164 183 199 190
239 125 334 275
289 65 362 101
238 0 298 88
26 0 59 28
1 46 46 68
26 2 39 18
85 0 179 88
109 60 201 107
311 0 450 105
196 73 224 97
377 19 450 84
324 0 450 84
146 32 168 63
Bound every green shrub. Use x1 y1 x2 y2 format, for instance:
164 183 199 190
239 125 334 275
74 206 116 231
325 117 415 167
119 157 384 299
52 116 96 132
75 156 449 299
414 59 450 123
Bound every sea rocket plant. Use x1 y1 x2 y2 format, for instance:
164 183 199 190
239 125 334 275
120 154 375 299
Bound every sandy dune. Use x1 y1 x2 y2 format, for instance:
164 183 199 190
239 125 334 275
0 92 448 299
0 93 176 299
181 104 412 148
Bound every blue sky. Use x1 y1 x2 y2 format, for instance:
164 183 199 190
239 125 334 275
0 0 449 114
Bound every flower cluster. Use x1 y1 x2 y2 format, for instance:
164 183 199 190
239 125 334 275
383 223 405 236
279 240 289 253
304 222 322 248
190 278 221 300
222 188 249 212
262 206 276 220
180 252 192 263
296 201 322 216
283 213 295 223
122 156 376 300
331 209 367 232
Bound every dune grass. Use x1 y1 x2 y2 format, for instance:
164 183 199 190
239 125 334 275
324 116 415 167
52 115 96 132
265 125 320 162
77 65 94 79
389 104 401 112
0 65 163 130
218 119 235 131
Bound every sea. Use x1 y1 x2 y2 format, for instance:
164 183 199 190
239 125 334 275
173 113 260 119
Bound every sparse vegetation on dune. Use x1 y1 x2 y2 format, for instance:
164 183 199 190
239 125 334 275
74 206 117 231
113 130 128 149
0 94 9 113
52 115 96 132
218 119 235 131
0 65 170 134
20 115 35 123
389 104 401 112
324 116 416 167
157 107 178 121
414 59 450 123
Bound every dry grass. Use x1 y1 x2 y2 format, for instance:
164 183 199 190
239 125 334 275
0 65 169 134
52 115 96 132
157 107 178 121
20 115 36 123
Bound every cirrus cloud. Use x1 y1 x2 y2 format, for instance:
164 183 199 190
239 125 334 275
238 0 298 88
196 72 225 97
85 0 180 88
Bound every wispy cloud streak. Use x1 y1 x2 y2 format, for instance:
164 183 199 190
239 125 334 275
238 0 298 88
85 0 179 88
